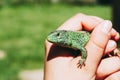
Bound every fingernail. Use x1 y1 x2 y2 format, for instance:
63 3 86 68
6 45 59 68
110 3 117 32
101 20 112 33
109 40 116 48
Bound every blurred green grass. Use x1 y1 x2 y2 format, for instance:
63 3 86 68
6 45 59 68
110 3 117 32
0 4 111 80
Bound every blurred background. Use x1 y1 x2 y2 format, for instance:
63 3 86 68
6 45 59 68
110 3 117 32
0 0 119 80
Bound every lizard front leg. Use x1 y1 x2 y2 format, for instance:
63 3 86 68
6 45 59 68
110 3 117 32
78 47 87 68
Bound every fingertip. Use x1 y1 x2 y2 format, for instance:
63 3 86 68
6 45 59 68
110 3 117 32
104 40 117 54
96 57 120 79
115 32 120 40
111 28 120 41
100 20 112 34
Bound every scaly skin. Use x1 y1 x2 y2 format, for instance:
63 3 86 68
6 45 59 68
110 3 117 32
47 30 90 67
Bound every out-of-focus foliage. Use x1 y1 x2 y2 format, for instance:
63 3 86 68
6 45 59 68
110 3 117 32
0 0 112 6
0 0 51 6
0 0 101 6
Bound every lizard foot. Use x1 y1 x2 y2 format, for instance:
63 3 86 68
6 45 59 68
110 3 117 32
77 59 85 68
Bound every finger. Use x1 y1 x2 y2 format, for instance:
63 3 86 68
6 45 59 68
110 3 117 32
96 57 120 80
105 71 120 80
85 20 112 72
88 16 104 21
115 32 120 40
82 16 103 31
111 28 120 41
58 13 103 31
104 40 117 54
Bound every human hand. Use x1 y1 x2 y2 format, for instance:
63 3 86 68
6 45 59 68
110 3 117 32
44 13 120 80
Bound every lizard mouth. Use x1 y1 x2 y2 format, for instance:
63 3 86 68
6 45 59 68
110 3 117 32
47 36 52 42
47 34 56 43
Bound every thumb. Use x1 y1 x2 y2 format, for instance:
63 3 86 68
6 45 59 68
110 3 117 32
85 20 112 72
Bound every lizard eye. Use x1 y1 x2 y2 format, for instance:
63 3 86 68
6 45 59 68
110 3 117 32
56 33 60 37
56 33 61 39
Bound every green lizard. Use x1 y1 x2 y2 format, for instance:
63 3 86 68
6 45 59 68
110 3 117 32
47 30 120 68
47 30 90 67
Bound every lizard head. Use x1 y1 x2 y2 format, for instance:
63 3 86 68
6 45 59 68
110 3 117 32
47 30 67 44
